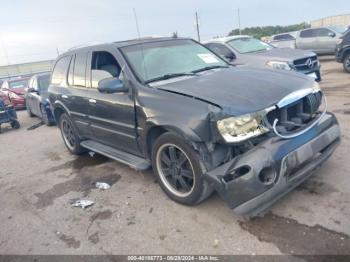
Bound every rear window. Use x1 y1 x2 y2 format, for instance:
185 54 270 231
273 34 295 41
52 56 71 85
9 79 28 89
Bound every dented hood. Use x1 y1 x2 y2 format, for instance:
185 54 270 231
155 67 314 116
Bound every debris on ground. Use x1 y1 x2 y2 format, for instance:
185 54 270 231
95 182 111 190
88 151 95 157
27 121 44 130
71 199 94 209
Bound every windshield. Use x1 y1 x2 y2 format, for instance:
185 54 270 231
9 79 28 89
38 75 51 91
121 39 227 83
227 37 273 54
328 26 348 34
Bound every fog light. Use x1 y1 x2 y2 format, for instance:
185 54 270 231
258 166 277 185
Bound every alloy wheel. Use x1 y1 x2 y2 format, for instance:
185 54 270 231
61 119 75 150
156 143 195 197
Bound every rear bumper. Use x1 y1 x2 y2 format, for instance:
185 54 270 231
204 113 340 217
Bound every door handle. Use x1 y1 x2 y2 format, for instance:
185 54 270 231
61 95 69 99
88 99 97 104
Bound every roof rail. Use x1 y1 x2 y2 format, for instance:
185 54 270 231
67 42 104 51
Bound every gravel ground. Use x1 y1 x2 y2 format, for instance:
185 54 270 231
0 58 349 257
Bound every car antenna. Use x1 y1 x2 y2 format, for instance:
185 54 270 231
133 8 148 81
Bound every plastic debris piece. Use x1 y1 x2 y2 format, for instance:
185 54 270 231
213 239 219 248
71 200 94 209
95 182 111 190
89 151 95 157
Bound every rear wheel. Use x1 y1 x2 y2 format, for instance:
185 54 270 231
11 120 20 129
152 133 212 205
26 101 34 117
344 53 350 73
59 113 84 154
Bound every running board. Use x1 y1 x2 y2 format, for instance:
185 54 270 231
80 140 151 170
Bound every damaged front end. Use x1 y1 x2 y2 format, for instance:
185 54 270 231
203 84 341 216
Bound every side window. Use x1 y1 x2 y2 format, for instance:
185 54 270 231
52 56 71 85
90 51 121 88
67 55 75 86
73 52 88 87
300 29 314 38
206 43 234 59
315 28 333 37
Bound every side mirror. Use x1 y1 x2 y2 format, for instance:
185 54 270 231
224 53 236 62
27 87 36 93
328 32 336 38
98 78 127 94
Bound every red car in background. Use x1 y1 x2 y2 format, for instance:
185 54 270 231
0 78 30 109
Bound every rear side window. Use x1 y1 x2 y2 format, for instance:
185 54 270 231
273 34 295 41
73 53 88 87
52 56 71 85
300 29 314 38
314 28 333 37
205 43 234 58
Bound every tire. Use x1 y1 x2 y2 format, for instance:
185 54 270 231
58 113 85 155
26 101 35 117
10 120 20 129
151 132 213 206
343 53 350 73
40 104 52 126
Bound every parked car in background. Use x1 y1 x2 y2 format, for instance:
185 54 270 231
204 36 321 81
0 78 29 109
336 28 350 73
271 26 348 55
49 38 340 216
25 72 55 125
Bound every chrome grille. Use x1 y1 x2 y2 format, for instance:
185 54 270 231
293 56 319 71
266 91 322 133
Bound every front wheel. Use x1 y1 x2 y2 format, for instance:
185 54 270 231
152 133 212 205
343 53 350 73
59 113 85 155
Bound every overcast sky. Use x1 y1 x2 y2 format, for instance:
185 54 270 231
0 0 349 66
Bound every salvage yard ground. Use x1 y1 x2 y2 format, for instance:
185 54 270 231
0 58 349 256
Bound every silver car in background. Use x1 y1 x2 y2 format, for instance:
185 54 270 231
271 26 347 55
204 36 321 81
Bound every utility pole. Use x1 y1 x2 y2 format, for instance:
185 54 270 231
195 12 201 42
238 8 242 35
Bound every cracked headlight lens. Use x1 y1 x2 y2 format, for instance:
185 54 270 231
217 109 272 143
266 61 292 71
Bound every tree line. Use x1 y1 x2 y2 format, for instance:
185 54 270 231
228 22 310 39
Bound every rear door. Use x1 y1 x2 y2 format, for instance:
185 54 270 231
86 47 140 155
65 51 94 139
297 29 318 52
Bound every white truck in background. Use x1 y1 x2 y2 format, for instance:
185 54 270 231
270 26 347 55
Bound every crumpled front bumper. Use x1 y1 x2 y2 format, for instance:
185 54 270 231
204 113 340 217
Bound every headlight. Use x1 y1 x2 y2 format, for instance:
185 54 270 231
217 108 272 143
266 61 292 71
9 92 20 99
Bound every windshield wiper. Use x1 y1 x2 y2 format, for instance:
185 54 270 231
191 65 229 73
145 72 197 84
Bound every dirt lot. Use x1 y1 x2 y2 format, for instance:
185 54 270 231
0 58 349 256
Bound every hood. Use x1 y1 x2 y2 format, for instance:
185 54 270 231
251 48 316 62
153 67 314 116
10 87 25 95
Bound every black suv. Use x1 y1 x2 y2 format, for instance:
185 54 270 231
336 29 350 73
49 38 340 216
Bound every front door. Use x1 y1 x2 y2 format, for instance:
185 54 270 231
86 49 140 155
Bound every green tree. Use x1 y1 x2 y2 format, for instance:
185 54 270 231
228 22 310 39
